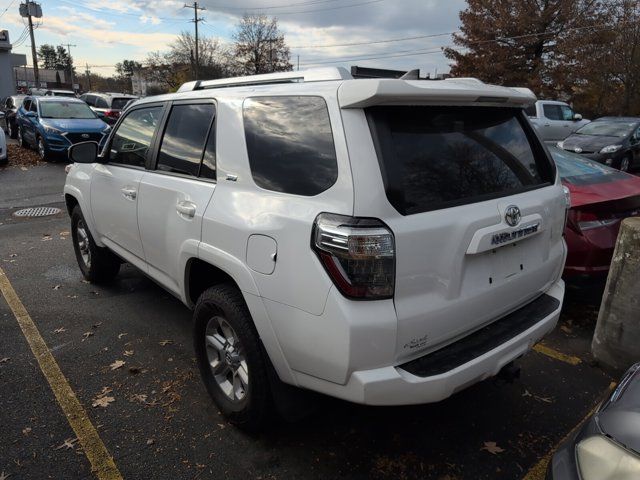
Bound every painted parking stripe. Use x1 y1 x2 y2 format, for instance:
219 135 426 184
0 266 123 480
533 343 582 366
521 381 617 480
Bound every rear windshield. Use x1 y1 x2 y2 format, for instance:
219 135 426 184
367 106 553 215
111 98 134 110
550 147 629 185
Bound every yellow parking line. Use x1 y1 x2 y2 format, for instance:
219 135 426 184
521 382 617 480
533 343 582 366
0 266 122 480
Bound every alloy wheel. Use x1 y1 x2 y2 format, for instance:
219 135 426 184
75 219 91 268
204 316 249 403
38 138 45 160
7 121 13 138
620 156 630 172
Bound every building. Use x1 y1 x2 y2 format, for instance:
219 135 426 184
131 69 167 96
0 30 27 98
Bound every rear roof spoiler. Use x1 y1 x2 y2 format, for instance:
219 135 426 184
338 79 537 109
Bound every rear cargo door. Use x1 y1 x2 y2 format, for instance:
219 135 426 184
356 105 567 363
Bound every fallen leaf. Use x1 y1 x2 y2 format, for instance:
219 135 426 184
534 395 553 404
560 325 572 334
522 390 532 397
82 331 94 341
118 333 128 339
110 360 125 370
59 231 70 236
9 254 17 258
41 235 52 241
22 427 32 436
21 166 28 170
92 322 102 329
0 357 10 364
52 285 61 290
131 394 148 404
0 470 11 480
55 437 78 450
92 396 115 408
123 350 134 357
146 438 155 446
81 279 90 284
481 441 505 455
159 340 173 346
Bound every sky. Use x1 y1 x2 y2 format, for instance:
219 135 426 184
1 0 468 78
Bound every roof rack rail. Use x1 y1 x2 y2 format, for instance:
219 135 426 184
177 67 353 92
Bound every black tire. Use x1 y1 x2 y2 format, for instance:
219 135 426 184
193 283 272 431
71 205 120 283
36 135 49 162
7 119 17 139
618 155 632 172
17 126 27 148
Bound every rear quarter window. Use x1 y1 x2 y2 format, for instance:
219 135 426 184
243 96 338 196
367 106 554 215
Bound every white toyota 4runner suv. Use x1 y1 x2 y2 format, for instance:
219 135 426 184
64 68 568 430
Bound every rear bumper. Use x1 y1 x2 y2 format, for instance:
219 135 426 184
294 279 564 406
563 226 618 278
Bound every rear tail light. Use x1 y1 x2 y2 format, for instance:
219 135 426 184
312 213 395 299
562 186 571 230
576 211 619 231
104 110 119 118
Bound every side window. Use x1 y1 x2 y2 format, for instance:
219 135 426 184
95 97 108 108
560 105 574 121
109 106 162 168
243 96 338 196
543 104 562 121
30 100 38 112
156 103 215 177
22 99 31 111
84 95 95 107
524 104 536 117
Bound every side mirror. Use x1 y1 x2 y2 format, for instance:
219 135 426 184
68 141 99 164
573 113 582 121
0 112 4 120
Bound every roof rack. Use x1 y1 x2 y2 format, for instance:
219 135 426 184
177 67 353 92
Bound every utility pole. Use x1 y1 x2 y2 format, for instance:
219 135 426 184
85 63 92 90
23 0 41 87
60 43 77 90
184 2 205 80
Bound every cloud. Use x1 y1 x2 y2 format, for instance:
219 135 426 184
140 15 162 25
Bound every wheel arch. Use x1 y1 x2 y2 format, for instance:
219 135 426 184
185 256 295 384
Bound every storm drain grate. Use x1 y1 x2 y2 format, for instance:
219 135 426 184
13 207 62 218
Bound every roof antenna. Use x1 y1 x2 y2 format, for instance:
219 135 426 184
400 69 420 80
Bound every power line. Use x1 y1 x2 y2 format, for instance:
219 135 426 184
207 0 343 11
211 0 387 15
291 31 457 49
0 0 17 18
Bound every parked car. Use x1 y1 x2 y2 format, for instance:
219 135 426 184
79 92 139 125
526 100 590 143
550 146 640 279
547 362 640 479
0 94 25 138
557 117 640 172
0 113 7 165
44 89 77 98
16 96 110 161
64 68 569 430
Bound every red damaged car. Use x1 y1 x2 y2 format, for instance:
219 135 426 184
550 146 640 279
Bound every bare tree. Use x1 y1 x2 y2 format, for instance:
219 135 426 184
232 14 292 75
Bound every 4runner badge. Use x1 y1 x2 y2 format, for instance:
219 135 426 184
491 223 540 245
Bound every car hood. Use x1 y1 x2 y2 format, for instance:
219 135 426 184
41 118 107 132
562 134 623 153
597 363 640 456
563 175 640 208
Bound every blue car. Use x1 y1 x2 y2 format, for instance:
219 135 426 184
16 96 110 161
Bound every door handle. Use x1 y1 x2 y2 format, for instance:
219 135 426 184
544 123 551 127
176 201 196 218
121 187 137 200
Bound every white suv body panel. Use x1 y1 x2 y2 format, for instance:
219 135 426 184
64 72 567 406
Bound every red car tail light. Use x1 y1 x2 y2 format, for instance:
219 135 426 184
312 213 395 300
571 210 620 232
104 110 120 118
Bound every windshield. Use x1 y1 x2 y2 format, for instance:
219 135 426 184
40 101 97 119
367 106 553 215
576 121 637 137
52 92 77 98
550 147 628 185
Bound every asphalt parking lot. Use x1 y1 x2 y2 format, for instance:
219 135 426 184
0 160 617 480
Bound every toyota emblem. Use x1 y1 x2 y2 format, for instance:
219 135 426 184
505 205 521 227
81 133 90 139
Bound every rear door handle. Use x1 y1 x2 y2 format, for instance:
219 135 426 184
121 187 137 200
177 201 196 218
